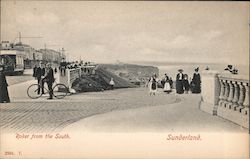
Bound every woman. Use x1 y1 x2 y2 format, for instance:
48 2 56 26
149 74 157 95
163 74 171 93
191 67 201 93
0 66 10 103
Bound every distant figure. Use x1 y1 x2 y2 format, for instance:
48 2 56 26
191 67 201 93
109 78 115 90
36 62 45 94
163 74 171 93
176 69 184 94
59 58 67 76
33 65 38 77
54 67 57 74
224 65 233 72
149 74 157 95
43 63 55 99
183 74 190 94
0 66 10 103
205 66 210 70
169 77 173 89
224 65 238 75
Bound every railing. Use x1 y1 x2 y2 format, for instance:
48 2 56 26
218 74 249 114
200 71 249 129
59 65 97 92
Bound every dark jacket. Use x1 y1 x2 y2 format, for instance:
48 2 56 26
176 73 184 81
44 68 54 83
60 62 67 69
36 67 45 78
192 73 201 84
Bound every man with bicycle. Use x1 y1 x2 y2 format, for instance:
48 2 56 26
43 63 55 100
35 62 45 95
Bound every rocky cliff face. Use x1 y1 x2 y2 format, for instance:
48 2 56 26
72 64 137 92
71 63 158 92
100 64 159 85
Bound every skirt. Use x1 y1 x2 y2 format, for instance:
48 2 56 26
163 82 171 92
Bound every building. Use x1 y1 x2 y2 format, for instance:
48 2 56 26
1 41 66 68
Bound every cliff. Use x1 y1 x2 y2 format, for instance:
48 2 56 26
100 63 159 85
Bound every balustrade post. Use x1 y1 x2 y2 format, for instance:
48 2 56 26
222 80 229 107
216 74 249 129
242 83 249 115
232 81 239 110
67 69 71 90
226 81 234 109
236 82 245 111
218 79 225 106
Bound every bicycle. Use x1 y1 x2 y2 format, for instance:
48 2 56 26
27 78 69 99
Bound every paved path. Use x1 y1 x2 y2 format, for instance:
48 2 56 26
64 93 248 133
1 77 248 133
1 86 179 132
6 69 33 86
8 71 60 102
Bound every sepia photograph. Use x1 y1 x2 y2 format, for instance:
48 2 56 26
0 1 249 159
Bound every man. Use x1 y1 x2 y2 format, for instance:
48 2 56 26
59 58 67 76
176 69 184 94
43 63 55 99
36 62 45 94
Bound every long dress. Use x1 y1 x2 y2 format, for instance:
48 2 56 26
191 73 201 93
148 77 157 94
176 73 184 94
163 76 171 93
0 72 10 103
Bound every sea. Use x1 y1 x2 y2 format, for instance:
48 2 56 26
157 63 249 79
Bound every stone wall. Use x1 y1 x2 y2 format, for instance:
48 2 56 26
200 71 249 129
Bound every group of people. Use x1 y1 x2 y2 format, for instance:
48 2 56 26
175 67 201 94
33 62 55 99
224 65 238 75
147 67 201 95
148 73 173 95
59 58 96 76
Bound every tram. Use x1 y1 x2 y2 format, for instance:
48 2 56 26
0 50 24 75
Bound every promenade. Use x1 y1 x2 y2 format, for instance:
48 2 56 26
0 73 247 133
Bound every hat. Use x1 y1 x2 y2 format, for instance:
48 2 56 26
227 65 233 69
195 67 199 72
178 69 183 72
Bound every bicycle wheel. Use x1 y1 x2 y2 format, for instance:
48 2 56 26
27 84 43 99
53 84 68 99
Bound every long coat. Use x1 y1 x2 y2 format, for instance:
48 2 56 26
0 72 10 103
191 73 201 93
176 73 184 94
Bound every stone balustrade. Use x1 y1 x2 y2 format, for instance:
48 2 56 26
59 65 97 92
218 74 249 112
200 71 249 129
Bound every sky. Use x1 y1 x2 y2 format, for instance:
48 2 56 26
1 1 249 65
